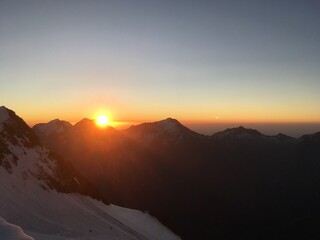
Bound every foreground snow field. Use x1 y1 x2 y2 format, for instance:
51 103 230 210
0 144 178 240
0 174 179 240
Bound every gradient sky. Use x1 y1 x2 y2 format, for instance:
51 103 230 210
0 0 319 135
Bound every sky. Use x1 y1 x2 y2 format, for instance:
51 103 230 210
0 0 319 136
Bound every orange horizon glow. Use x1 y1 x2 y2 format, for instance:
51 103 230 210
6 99 319 128
9 103 318 129
23 112 320 128
16 107 319 137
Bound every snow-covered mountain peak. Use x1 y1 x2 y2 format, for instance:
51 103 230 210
154 118 182 134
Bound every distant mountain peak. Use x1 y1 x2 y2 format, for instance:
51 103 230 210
47 118 72 128
153 117 180 124
275 133 294 140
154 118 182 133
163 117 179 122
218 126 262 136
48 118 65 124
127 118 184 136
211 126 264 142
124 117 205 146
73 118 94 128
33 119 72 137
75 118 93 124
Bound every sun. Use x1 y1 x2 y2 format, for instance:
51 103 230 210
96 115 109 127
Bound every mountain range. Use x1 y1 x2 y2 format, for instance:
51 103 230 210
32 111 320 240
0 106 180 240
1 105 320 239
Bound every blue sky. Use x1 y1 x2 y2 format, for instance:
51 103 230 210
0 0 319 135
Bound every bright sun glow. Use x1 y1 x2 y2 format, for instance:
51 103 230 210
96 115 109 127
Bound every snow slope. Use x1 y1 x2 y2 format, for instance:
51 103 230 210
0 171 179 240
0 217 34 240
